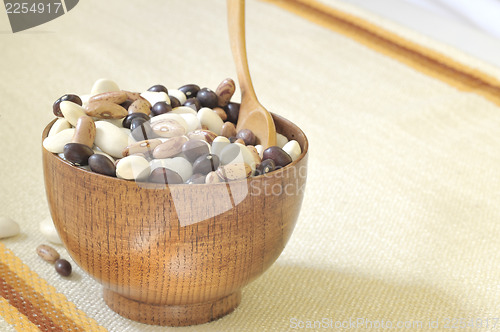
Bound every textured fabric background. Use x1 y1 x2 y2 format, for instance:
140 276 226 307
1 0 500 331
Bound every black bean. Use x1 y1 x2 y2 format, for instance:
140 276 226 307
151 102 172 116
256 159 276 175
169 96 181 109
178 84 200 98
192 154 220 175
182 140 210 163
184 97 201 111
262 146 292 169
122 112 150 129
148 84 168 94
53 94 82 117
120 99 134 111
149 168 183 184
236 129 256 146
196 88 218 108
130 118 156 141
88 154 116 177
63 143 94 166
224 102 240 124
55 259 72 276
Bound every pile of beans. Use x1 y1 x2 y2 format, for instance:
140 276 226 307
43 78 302 184
36 244 72 277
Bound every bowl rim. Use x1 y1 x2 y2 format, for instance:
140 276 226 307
42 113 309 187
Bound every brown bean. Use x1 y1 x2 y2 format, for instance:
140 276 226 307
187 173 206 184
53 94 82 117
235 138 245 145
128 98 151 115
246 145 262 165
178 84 200 98
122 139 163 157
150 119 185 138
152 136 188 159
216 163 252 181
224 102 240 124
197 88 218 108
64 143 94 165
149 168 183 184
36 244 60 264
184 97 201 111
192 154 220 175
256 159 275 175
85 101 128 119
213 107 227 121
221 122 237 138
89 91 128 104
236 129 256 146
182 140 210 163
88 154 116 177
205 171 222 184
215 78 236 107
186 130 217 144
123 90 142 101
72 116 96 148
262 146 292 168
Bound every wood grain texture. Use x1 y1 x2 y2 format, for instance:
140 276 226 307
42 114 308 326
227 0 277 149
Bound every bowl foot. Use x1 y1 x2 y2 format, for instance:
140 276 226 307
103 289 241 326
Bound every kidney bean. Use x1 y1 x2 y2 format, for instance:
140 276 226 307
236 129 256 146
151 102 172 116
131 118 156 141
149 168 183 184
224 102 240 124
36 244 60 264
53 94 82 117
64 143 94 165
178 84 200 99
88 154 116 177
262 146 292 168
55 259 72 276
122 112 150 129
184 97 201 111
256 159 275 175
182 140 210 163
215 78 235 107
186 173 206 184
169 96 181 108
196 88 218 108
148 84 168 94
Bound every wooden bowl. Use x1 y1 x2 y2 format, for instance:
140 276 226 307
42 114 308 326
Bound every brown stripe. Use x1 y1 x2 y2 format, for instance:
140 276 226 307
264 0 500 107
0 262 84 331
0 275 65 332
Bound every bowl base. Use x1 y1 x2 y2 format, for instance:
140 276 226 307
103 289 241 326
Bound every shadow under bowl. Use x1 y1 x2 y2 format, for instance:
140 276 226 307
42 113 308 326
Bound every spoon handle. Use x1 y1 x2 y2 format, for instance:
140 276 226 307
227 0 258 104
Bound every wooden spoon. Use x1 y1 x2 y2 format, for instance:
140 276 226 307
227 0 277 149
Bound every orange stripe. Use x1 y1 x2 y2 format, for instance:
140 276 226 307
0 274 65 331
0 297 40 332
0 262 83 331
0 242 108 331
262 0 500 107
